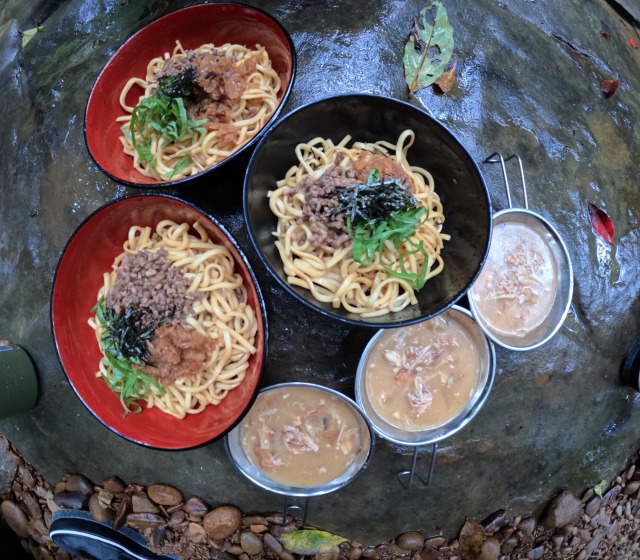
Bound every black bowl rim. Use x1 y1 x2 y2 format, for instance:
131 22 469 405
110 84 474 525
50 193 270 451
83 1 297 190
242 92 493 329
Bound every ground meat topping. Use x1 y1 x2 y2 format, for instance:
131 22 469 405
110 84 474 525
138 323 215 384
106 250 200 328
288 153 414 249
156 48 258 145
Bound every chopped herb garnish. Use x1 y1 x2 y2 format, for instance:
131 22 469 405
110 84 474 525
92 297 168 416
334 171 431 290
129 68 207 180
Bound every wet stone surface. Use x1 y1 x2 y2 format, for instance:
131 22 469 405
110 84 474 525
0 0 640 547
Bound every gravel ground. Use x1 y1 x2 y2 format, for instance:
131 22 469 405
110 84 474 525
1 434 640 560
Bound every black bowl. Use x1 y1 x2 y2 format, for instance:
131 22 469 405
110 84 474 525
243 94 492 328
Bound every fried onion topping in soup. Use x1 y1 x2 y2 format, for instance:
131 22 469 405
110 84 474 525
470 222 557 338
364 315 481 432
239 386 364 488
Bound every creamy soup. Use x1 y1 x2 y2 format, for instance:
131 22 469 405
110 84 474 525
470 222 557 338
239 386 365 488
364 315 481 432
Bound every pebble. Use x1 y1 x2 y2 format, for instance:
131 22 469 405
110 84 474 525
585 496 602 517
500 537 518 555
1 499 30 537
147 483 183 506
518 515 536 536
424 536 446 548
397 531 424 551
240 530 264 555
185 522 208 544
242 515 268 526
126 512 166 530
89 494 115 522
346 545 363 560
204 505 243 539
52 492 91 510
623 481 640 495
65 474 94 494
540 490 582 529
263 532 283 556
479 536 500 560
103 475 126 494
184 496 209 517
132 492 160 514
22 491 42 519
420 547 443 560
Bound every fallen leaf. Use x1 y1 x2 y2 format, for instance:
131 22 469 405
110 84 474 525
599 79 620 99
594 479 608 498
588 202 615 245
601 31 612 40
21 26 42 48
280 530 347 555
630 39 638 49
434 58 457 93
403 0 454 97
458 519 485 559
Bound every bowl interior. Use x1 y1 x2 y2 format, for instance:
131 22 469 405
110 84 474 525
244 94 492 328
51 195 267 449
468 209 574 350
85 2 295 187
226 382 373 497
355 306 496 446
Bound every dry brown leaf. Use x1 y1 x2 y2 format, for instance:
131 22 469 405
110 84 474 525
434 58 457 94
458 519 485 559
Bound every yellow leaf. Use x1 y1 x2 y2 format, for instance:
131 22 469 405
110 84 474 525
280 530 347 554
21 26 42 48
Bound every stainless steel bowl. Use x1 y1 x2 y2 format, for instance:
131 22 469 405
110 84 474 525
468 208 573 351
354 306 496 446
225 382 373 498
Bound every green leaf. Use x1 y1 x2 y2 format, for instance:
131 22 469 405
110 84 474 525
280 530 347 555
21 26 42 48
594 480 608 498
404 1 454 97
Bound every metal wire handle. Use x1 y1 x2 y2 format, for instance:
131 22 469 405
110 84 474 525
397 442 438 489
484 152 529 210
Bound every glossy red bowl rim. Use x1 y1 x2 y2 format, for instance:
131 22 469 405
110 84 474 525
50 194 268 450
84 2 296 189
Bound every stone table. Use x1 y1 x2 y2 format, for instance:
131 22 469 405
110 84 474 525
1 0 640 546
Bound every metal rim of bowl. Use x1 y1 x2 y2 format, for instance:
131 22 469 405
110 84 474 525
354 305 497 447
225 382 374 498
468 208 574 352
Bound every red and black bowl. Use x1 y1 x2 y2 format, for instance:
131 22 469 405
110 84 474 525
85 2 296 188
51 195 268 450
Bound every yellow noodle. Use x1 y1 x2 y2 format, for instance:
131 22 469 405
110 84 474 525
118 40 281 181
268 130 449 317
90 220 258 419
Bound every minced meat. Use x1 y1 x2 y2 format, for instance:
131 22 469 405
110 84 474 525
157 49 259 147
106 249 200 328
289 153 414 248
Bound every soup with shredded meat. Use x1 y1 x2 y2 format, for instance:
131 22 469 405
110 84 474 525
239 386 365 487
364 315 481 431
470 222 557 338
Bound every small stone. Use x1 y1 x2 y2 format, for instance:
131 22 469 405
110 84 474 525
526 545 545 560
89 494 115 523
54 481 66 494
1 500 30 538
270 522 296 538
316 549 340 560
518 515 536 536
145 524 167 548
362 547 376 558
184 496 209 517
103 476 126 494
28 518 50 545
420 547 443 560
264 532 283 556
280 552 296 560
226 544 244 555
615 505 624 517
185 522 208 544
240 530 264 555
551 534 564 549
52 492 91 510
23 491 43 519
250 524 269 533
19 466 36 490
147 483 183 506
500 537 518 555
585 496 602 518
602 485 621 505
242 515 268 526
65 474 94 494
132 492 160 514
623 481 640 495
481 510 506 534
424 536 446 548
540 490 582 529
478 536 500 560
125 512 166 530
397 531 424 551
204 505 243 539
346 546 363 560
169 509 186 526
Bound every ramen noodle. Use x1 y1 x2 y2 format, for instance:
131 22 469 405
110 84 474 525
470 222 557 338
118 40 281 181
88 220 258 419
268 130 448 317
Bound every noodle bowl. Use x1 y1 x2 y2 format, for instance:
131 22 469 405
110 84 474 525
267 130 449 317
89 220 258 419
